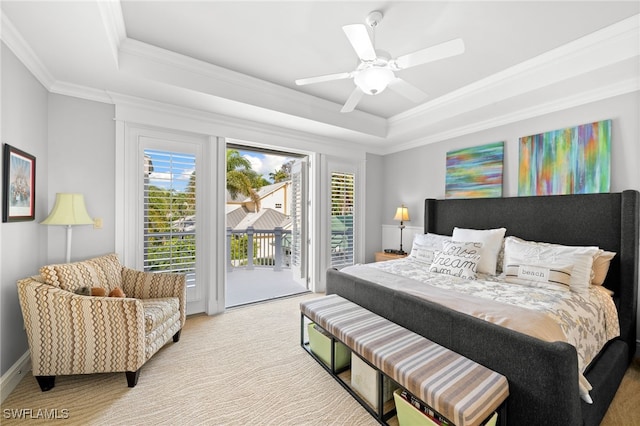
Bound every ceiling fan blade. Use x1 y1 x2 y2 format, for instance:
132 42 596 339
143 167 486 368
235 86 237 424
295 72 351 86
341 87 364 113
343 24 377 61
394 38 465 69
388 78 428 103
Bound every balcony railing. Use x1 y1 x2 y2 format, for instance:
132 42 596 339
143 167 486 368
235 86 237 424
227 227 291 272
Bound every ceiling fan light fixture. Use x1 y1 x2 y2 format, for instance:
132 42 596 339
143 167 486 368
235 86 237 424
354 66 394 95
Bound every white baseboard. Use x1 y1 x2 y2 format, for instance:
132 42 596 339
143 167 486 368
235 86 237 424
1 350 31 403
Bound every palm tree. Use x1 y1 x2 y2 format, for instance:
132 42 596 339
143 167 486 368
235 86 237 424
269 169 288 183
226 149 262 212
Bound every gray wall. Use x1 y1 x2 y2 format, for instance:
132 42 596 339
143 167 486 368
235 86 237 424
363 152 383 264
46 94 115 264
1 43 49 375
1 45 116 376
381 92 640 227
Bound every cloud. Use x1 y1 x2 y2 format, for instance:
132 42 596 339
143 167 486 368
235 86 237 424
243 153 294 179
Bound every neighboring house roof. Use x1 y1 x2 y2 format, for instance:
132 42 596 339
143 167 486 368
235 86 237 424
173 206 291 232
256 181 289 199
230 208 291 231
226 180 290 203
226 206 251 228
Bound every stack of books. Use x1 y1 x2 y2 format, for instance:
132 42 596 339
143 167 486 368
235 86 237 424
398 389 451 425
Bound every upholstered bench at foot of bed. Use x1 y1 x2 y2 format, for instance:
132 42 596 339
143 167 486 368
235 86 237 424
301 294 509 426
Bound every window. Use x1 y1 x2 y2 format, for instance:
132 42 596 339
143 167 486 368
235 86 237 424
143 149 196 287
330 171 355 269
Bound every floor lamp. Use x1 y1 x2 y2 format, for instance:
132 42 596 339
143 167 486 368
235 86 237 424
393 205 410 254
42 193 94 263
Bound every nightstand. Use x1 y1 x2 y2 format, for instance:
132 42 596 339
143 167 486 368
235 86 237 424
374 251 408 262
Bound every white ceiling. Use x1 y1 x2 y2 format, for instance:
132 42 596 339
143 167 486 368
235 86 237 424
1 1 639 154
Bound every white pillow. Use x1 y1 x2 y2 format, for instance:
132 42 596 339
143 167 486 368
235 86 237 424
452 227 506 275
409 233 451 265
504 263 573 292
503 236 600 294
430 250 481 280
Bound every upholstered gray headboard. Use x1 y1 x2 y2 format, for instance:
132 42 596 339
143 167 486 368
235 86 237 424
424 190 639 359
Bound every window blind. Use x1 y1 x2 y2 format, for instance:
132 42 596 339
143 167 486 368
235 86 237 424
330 171 355 269
143 149 196 287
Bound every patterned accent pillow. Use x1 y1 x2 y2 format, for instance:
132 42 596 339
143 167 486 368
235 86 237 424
429 248 481 280
39 253 123 293
452 227 506 275
504 263 573 292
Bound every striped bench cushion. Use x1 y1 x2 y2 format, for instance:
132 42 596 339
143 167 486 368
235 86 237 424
301 294 509 426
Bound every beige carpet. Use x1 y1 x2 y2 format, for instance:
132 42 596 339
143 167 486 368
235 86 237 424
2 293 638 425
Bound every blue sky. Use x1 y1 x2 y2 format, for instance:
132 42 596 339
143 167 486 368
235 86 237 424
146 149 294 192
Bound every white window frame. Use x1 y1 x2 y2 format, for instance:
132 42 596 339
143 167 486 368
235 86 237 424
316 156 364 292
116 123 209 315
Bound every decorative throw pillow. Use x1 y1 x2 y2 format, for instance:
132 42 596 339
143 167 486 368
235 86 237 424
452 227 506 275
40 253 123 293
504 263 573 292
409 233 451 265
429 249 481 280
441 240 483 256
502 237 599 294
591 250 616 286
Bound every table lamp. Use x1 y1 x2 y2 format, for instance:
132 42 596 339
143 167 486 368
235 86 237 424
393 205 410 254
42 193 94 263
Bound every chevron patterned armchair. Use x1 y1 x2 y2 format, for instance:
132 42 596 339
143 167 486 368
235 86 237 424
17 253 186 392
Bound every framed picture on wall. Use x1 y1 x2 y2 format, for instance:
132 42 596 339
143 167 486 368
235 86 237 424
2 143 36 222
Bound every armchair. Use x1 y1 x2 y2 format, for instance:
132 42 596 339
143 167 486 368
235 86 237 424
17 253 186 391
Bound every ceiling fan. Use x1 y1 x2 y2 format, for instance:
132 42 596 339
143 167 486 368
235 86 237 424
295 10 465 113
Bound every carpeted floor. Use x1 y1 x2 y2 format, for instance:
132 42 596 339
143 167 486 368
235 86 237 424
2 293 638 425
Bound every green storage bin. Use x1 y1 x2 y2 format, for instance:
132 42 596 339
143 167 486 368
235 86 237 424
394 389 441 426
307 323 350 370
393 389 497 426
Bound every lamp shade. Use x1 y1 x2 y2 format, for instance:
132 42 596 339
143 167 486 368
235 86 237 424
393 205 410 222
41 193 93 225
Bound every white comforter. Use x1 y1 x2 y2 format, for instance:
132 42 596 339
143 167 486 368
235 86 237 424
341 257 620 403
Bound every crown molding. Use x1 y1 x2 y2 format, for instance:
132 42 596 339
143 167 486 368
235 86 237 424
1 11 55 89
388 13 640 139
49 81 115 104
108 91 372 158
382 77 639 155
118 38 388 138
96 0 127 69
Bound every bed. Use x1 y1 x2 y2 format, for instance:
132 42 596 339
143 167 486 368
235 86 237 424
326 190 638 426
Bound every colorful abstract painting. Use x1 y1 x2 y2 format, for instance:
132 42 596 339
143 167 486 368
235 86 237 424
518 120 611 196
445 142 504 199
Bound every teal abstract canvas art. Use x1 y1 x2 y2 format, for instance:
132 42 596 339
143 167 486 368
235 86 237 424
445 142 504 199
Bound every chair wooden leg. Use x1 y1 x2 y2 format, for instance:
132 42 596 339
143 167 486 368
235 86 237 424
35 375 55 392
125 370 140 387
173 329 182 342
